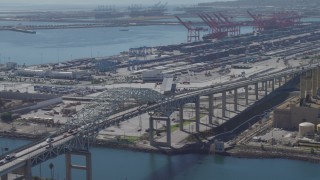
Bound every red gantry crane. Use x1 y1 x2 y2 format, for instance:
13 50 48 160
247 10 301 32
218 13 241 36
198 14 219 34
199 12 240 40
175 16 204 42
247 10 265 32
205 13 228 39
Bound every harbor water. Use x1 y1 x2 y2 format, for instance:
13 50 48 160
0 25 187 65
1 137 320 180
0 23 254 66
5 17 320 66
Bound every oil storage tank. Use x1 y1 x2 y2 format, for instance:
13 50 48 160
299 122 315 137
317 124 320 132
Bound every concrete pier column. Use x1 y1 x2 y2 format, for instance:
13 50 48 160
222 91 226 117
245 85 249 105
195 95 200 132
149 116 154 144
272 79 275 91
279 77 282 86
318 67 320 92
284 75 288 83
87 153 92 180
166 117 171 145
255 83 259 100
179 105 184 131
66 151 92 180
312 68 318 96
24 159 32 180
265 81 268 96
300 72 306 98
208 94 213 124
306 70 313 96
234 88 238 111
149 116 171 146
66 152 72 180
261 81 265 90
85 152 93 180
1 174 8 180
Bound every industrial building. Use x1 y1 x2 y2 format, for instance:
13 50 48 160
142 69 164 82
15 69 46 77
273 99 320 129
274 68 320 130
14 69 91 80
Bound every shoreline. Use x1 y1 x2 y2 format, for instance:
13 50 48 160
2 132 320 164
228 145 320 164
0 131 43 141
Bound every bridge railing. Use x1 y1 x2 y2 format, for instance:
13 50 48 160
175 64 316 96
0 134 50 159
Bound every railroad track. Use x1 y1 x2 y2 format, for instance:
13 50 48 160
232 119 272 145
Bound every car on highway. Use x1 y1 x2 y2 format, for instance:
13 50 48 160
67 129 74 134
46 138 54 143
0 160 4 165
4 154 15 162
68 129 78 135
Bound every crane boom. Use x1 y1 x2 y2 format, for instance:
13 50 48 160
175 16 191 30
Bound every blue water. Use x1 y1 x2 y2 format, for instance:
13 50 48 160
301 17 320 22
0 21 77 26
0 24 255 66
6 11 316 66
0 23 254 66
1 137 320 180
0 25 187 65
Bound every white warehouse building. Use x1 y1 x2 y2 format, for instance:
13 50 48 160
15 69 91 80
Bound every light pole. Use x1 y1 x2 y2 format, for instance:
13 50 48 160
191 124 194 134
